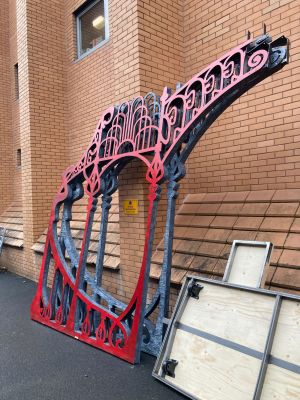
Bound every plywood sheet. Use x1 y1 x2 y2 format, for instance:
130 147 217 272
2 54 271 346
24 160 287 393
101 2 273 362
180 283 275 352
227 245 267 287
165 329 261 400
261 364 300 400
223 241 272 289
260 299 300 400
154 277 300 400
271 299 300 365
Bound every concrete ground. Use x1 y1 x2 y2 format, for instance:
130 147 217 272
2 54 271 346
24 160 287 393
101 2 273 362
0 272 183 400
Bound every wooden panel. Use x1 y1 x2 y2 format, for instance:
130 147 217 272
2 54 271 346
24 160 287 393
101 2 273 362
180 283 275 352
271 299 300 365
261 365 300 400
165 330 260 400
226 245 268 287
154 278 300 400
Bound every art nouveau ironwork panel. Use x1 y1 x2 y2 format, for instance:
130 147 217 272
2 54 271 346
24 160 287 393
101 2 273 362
31 33 288 363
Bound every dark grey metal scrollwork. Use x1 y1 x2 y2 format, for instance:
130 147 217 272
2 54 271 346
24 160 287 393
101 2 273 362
31 33 289 363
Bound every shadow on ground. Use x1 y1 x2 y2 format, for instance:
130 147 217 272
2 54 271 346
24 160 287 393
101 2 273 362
0 272 183 400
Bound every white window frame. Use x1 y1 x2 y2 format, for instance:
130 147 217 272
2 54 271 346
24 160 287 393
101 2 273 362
76 0 109 59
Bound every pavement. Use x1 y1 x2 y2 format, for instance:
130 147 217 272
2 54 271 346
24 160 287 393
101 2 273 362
0 272 183 400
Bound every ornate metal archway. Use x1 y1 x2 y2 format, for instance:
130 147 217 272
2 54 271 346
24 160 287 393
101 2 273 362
31 33 288 363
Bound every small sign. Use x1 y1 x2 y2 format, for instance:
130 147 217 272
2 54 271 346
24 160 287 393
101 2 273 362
123 199 139 215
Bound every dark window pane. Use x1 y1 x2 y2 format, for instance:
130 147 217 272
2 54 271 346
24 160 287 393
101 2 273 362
14 64 19 100
17 149 21 167
78 1 106 56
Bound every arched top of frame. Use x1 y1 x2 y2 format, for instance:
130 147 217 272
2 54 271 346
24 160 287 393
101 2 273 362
60 34 288 197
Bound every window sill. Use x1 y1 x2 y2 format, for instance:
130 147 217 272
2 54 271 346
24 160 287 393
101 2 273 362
74 38 109 63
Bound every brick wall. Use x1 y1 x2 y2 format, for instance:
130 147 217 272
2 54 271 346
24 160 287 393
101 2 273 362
181 0 300 196
65 0 141 165
117 160 149 302
136 0 185 250
0 0 13 214
9 0 22 200
63 0 144 300
119 0 300 302
1 0 299 305
16 0 68 279
137 0 184 94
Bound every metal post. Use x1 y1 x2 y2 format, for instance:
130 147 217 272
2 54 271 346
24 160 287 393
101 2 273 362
94 192 112 293
253 295 282 400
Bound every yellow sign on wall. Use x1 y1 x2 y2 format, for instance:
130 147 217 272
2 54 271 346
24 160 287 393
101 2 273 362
123 199 139 215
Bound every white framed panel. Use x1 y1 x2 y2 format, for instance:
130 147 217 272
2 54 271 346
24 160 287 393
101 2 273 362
223 240 273 288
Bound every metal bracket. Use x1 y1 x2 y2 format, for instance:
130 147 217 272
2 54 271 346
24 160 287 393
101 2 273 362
188 280 203 299
162 359 178 378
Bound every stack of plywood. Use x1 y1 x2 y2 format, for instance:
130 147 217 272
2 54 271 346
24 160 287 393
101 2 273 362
154 276 300 400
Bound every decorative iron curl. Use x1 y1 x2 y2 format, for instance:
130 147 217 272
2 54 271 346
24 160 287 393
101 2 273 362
31 33 288 363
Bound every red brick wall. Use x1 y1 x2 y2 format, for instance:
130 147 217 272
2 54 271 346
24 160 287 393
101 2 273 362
138 0 184 94
16 0 68 278
181 0 300 195
0 0 13 214
117 160 150 302
1 0 299 303
137 0 185 249
65 0 141 165
9 0 22 200
120 0 300 302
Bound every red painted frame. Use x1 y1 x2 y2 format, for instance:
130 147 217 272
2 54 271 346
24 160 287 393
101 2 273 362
31 35 288 363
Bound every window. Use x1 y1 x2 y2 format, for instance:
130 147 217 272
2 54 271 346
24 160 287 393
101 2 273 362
14 64 19 100
17 149 21 167
76 0 108 58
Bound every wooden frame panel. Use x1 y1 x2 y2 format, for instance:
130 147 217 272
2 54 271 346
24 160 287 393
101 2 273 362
165 330 261 400
261 299 300 400
179 284 275 352
153 276 300 400
223 241 273 288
